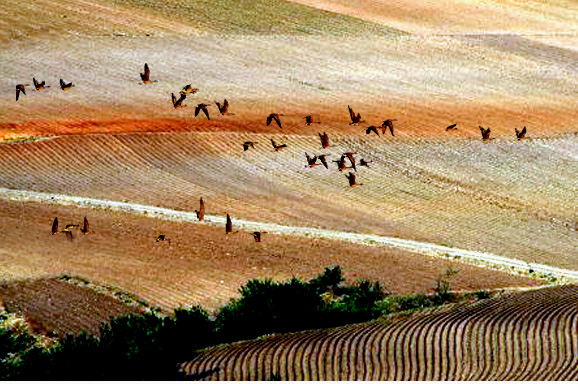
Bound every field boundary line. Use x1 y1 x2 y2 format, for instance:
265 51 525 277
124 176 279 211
1 187 576 283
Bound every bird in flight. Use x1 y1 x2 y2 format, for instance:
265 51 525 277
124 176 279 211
59 79 75 91
180 85 198 95
32 78 50 91
365 125 380 136
171 93 187 109
305 152 320 167
195 103 211 120
139 63 157 84
51 217 75 241
446 123 457 131
343 152 357 172
318 132 333 149
195 197 205 221
250 231 267 242
16 84 29 101
317 154 331 169
80 217 92 235
215 99 235 115
346 172 363 187
304 115 320 125
360 158 373 167
267 113 284 129
479 126 492 141
381 119 396 136
515 126 527 140
243 141 257 151
333 155 354 172
348 105 365 125
156 234 171 245
226 214 238 235
271 138 287 151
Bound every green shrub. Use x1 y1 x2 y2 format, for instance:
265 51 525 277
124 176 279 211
309 265 345 294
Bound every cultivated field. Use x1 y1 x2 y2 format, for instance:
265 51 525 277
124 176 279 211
180 284 578 380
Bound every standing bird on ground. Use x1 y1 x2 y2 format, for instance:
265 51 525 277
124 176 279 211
195 103 211 120
155 235 171 245
271 138 287 151
346 172 363 187
243 141 257 151
515 126 527 140
16 84 29 101
318 132 333 149
180 85 197 95
381 119 396 136
195 198 205 221
59 79 75 91
304 116 320 125
267 113 284 129
365 125 380 136
348 105 365 125
479 126 492 141
305 152 320 167
80 217 92 235
225 214 238 235
215 99 235 115
171 93 187 109
317 154 331 169
139 63 157 84
32 78 50 91
446 123 457 131
251 231 267 242
360 159 373 167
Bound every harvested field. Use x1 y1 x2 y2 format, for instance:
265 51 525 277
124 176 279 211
180 284 578 380
0 275 149 337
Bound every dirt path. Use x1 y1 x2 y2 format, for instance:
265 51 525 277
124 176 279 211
1 187 575 283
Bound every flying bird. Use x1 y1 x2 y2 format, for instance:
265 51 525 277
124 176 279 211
195 103 211 120
16 84 29 101
318 132 333 149
348 105 365 125
342 152 357 172
155 234 171 245
346 172 363 187
32 78 50 91
171 93 187 109
446 123 457 131
515 126 527 140
304 115 320 125
243 141 257 151
360 158 373 167
225 214 238 235
215 99 234 115
267 113 284 129
51 217 76 241
333 155 354 172
317 154 331 169
139 63 157 84
381 119 396 136
180 85 198 95
305 152 320 167
250 231 267 242
195 197 205 221
80 217 92 235
365 125 380 136
59 79 75 91
271 138 287 151
479 126 492 141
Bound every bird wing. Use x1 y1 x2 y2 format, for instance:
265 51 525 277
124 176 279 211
60 79 65 89
273 115 282 128
83 217 89 233
305 152 311 162
520 126 526 136
266 115 272 126
52 217 58 234
144 63 150 78
215 101 222 114
243 143 249 151
271 138 276 148
223 99 229 113
320 157 328 169
66 231 73 242
446 123 457 130
348 105 355 121
202 106 210 120
16 88 20 101
33 78 39 88
195 105 201 117
172 93 177 106
199 198 205 219
226 214 232 233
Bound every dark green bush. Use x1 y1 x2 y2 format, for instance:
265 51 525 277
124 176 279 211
309 265 345 294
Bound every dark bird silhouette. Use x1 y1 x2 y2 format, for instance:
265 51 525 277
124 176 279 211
305 152 320 167
365 125 380 136
180 84 197 95
343 152 357 172
243 141 257 151
51 217 59 235
267 113 284 129
80 217 92 235
348 105 365 125
156 234 171 245
16 84 29 101
515 126 527 140
171 93 187 109
215 99 235 115
360 158 373 167
225 214 238 235
271 138 287 151
32 78 50 91
479 126 492 141
446 123 457 131
139 63 157 84
346 172 363 187
59 79 75 91
304 115 320 125
318 154 331 169
333 155 354 172
195 103 211 119
250 231 267 242
318 132 333 149
381 119 396 136
52 217 76 241
195 197 205 221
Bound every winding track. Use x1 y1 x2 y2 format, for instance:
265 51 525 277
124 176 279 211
1 187 577 283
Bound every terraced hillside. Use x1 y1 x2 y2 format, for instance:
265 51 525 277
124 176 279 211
181 284 578 380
